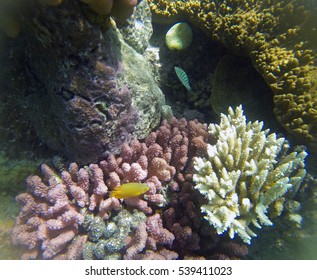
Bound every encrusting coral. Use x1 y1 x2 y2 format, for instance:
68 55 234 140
148 0 317 152
82 209 147 259
193 105 308 244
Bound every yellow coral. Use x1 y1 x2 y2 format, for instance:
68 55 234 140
149 0 317 151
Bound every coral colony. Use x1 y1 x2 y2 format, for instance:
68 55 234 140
149 0 317 152
0 0 315 260
12 107 308 259
193 106 307 244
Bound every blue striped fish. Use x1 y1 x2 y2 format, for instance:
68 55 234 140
174 66 191 92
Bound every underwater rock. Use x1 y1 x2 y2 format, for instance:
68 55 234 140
23 2 137 163
211 54 278 130
165 22 193 51
0 1 164 163
115 26 165 140
118 0 153 53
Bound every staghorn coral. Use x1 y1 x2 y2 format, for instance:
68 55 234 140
193 105 308 244
148 0 317 152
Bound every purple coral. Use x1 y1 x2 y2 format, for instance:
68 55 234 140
11 163 120 259
12 117 248 260
12 164 86 259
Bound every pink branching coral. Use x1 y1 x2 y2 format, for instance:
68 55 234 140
124 222 148 259
11 163 121 259
12 117 248 259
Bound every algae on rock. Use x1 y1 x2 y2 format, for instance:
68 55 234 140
115 25 165 139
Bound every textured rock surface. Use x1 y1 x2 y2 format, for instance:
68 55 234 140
22 2 138 163
0 1 164 163
211 54 277 129
116 27 165 139
119 0 153 53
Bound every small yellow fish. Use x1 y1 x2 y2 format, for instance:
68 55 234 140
110 183 149 199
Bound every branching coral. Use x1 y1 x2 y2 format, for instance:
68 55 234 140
149 0 317 151
12 116 250 259
193 105 308 244
11 118 210 259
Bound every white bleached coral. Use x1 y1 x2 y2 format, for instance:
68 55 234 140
193 105 307 244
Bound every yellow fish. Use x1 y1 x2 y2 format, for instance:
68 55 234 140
110 182 149 199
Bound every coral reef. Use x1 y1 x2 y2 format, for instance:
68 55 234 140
193 106 308 244
83 209 147 259
148 0 317 152
10 118 201 259
4 0 317 261
12 117 250 259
